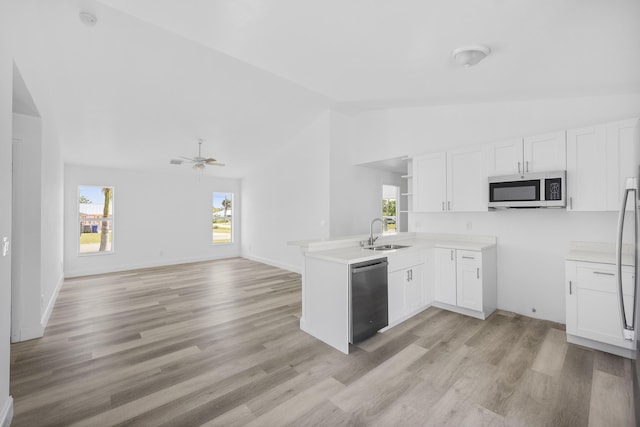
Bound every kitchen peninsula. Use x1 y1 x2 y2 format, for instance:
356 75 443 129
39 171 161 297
292 232 497 353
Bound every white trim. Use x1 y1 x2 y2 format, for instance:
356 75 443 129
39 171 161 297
20 324 45 341
41 273 64 328
430 301 492 320
567 334 636 359
0 396 13 427
241 252 301 274
64 253 242 278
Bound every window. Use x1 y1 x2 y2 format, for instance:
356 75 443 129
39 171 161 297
213 192 233 244
382 184 398 233
78 186 113 254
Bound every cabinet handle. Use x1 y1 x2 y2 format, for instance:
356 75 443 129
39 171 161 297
442 201 445 211
569 280 572 295
517 161 521 173
462 256 475 260
569 197 573 210
451 250 454 261
476 267 479 279
526 161 529 172
407 269 413 282
593 271 615 276
447 201 451 211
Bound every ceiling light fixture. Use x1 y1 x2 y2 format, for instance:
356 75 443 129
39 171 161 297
452 45 491 68
79 11 98 27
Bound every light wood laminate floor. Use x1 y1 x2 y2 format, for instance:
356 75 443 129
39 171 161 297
10 258 635 426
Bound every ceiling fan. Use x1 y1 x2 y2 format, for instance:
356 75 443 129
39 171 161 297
170 139 225 170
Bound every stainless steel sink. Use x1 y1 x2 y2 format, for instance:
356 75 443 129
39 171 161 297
366 244 410 251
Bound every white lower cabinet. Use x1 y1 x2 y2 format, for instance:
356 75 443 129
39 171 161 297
433 247 497 319
387 251 426 326
456 250 483 311
565 260 635 357
434 248 456 305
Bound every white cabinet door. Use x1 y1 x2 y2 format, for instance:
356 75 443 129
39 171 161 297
405 264 424 314
434 248 456 305
523 131 566 172
606 118 639 211
487 138 523 176
447 146 488 212
566 261 635 350
456 250 482 311
413 152 447 212
566 125 607 211
388 270 405 325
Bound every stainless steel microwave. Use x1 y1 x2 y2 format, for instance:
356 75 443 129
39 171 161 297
488 171 566 208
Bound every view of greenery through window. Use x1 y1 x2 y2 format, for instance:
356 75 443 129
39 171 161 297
382 198 397 231
78 186 113 254
213 192 233 244
382 184 398 232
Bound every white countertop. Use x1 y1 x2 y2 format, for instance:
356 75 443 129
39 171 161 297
293 232 497 264
566 241 635 266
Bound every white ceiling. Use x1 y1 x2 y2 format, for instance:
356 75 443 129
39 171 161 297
11 0 640 177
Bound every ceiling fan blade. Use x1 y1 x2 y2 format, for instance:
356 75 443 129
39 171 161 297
169 159 183 165
204 158 218 164
209 162 225 167
179 156 197 163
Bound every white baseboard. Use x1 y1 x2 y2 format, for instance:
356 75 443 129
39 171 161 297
41 273 64 329
0 396 13 427
64 253 242 278
241 252 301 274
567 334 636 359
20 324 44 341
431 301 492 320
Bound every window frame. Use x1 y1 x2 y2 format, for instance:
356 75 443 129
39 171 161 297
77 185 115 256
212 192 234 245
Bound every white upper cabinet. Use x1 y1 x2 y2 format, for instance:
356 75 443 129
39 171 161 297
413 146 487 212
487 139 523 176
412 152 447 212
488 132 567 176
522 131 567 173
566 125 607 211
447 146 487 212
566 118 639 212
606 118 639 211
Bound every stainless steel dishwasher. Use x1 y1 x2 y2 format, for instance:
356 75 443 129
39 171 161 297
350 258 389 344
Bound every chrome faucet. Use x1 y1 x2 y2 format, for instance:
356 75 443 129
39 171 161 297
368 218 387 246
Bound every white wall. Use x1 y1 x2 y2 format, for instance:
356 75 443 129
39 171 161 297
39 113 64 329
0 0 13 424
64 166 241 277
11 100 64 344
11 113 43 340
242 112 332 272
329 111 404 237
346 94 640 323
349 94 640 163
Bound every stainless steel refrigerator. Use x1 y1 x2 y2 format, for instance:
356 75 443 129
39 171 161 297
616 175 640 424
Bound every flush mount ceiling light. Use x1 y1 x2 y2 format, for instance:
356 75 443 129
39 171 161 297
452 45 491 68
79 11 97 27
